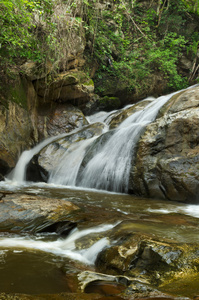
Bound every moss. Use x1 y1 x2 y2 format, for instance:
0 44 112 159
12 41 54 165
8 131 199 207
0 69 28 110
84 78 94 87
98 96 121 110
10 77 28 110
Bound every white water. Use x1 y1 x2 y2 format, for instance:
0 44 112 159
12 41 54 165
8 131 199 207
46 93 178 192
0 223 116 265
86 111 117 124
7 133 67 183
148 205 199 219
48 137 98 186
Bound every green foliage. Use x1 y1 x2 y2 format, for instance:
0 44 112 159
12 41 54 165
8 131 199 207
183 0 199 14
85 0 199 93
0 0 55 64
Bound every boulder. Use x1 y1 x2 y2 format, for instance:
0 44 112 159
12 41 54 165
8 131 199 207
109 97 154 129
129 85 199 203
37 104 89 139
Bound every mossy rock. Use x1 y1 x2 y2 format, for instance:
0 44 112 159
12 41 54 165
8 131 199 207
34 70 94 103
98 96 121 111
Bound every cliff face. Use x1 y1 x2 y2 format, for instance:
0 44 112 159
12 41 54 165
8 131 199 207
0 0 199 177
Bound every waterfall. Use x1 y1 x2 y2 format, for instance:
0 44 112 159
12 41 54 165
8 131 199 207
48 136 98 186
8 87 188 191
75 92 177 192
7 134 68 182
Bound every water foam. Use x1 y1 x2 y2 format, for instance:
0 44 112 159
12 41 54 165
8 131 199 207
0 223 116 265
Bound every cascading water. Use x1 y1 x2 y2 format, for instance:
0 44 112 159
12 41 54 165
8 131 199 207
8 88 185 191
48 137 98 186
7 133 67 182
76 93 180 192
48 92 177 192
74 94 176 192
0 223 115 265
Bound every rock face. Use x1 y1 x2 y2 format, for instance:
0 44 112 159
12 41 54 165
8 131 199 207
129 85 199 203
0 74 37 176
0 102 34 173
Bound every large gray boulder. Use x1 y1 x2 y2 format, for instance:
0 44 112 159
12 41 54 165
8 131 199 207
129 85 199 203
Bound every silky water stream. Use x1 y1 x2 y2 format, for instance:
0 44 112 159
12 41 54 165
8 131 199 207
0 87 199 298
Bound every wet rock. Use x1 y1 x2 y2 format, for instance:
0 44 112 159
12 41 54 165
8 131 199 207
38 220 77 236
78 271 130 293
0 193 79 233
130 85 199 203
78 271 178 299
95 220 199 296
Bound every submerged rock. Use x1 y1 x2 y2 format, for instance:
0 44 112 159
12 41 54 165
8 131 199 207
129 85 199 203
94 220 199 297
0 292 101 299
